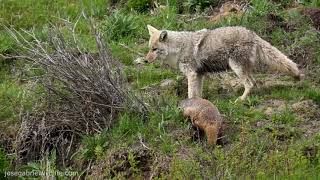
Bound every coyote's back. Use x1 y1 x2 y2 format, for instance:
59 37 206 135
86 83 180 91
194 26 302 78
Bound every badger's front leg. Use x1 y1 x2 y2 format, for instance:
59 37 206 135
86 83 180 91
187 71 204 98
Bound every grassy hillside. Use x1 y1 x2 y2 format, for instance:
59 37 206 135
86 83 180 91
0 0 320 179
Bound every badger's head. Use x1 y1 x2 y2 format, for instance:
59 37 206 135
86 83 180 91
178 98 196 110
145 25 169 63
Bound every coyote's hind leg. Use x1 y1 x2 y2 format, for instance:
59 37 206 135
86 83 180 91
228 59 254 102
239 76 254 100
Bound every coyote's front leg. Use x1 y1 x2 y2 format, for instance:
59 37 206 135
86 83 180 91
187 71 204 98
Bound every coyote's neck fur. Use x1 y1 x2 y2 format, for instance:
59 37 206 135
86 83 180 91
156 30 195 69
155 29 216 72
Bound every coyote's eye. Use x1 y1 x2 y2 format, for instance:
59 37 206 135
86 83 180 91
152 48 158 51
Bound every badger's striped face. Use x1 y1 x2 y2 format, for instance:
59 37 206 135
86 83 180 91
145 25 168 63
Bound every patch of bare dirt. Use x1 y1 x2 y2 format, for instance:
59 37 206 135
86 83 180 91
0 125 17 154
303 7 320 30
292 100 319 119
89 141 172 179
209 1 247 24
289 45 317 69
176 146 196 160
302 144 319 162
300 120 320 138
211 73 297 97
89 141 153 179
140 77 189 98
256 99 287 116
293 100 320 137
266 13 298 33
255 99 320 138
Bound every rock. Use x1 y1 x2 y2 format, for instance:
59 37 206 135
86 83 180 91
160 79 176 88
134 57 146 64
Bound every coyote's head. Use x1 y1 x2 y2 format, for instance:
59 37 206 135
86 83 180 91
145 25 169 63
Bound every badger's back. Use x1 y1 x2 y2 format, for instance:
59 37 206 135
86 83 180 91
179 98 222 123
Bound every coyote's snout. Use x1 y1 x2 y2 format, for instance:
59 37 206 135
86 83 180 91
146 25 304 100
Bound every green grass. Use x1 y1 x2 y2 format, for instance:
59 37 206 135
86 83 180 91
125 65 176 88
0 62 43 126
0 0 108 29
0 148 9 178
307 89 320 104
1 0 320 178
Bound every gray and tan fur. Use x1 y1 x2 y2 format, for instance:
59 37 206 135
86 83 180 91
179 98 223 146
146 25 304 101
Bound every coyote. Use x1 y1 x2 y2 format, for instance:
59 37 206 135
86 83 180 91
145 25 304 101
179 98 222 146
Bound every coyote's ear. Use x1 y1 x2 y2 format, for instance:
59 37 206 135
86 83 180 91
159 31 167 42
147 25 159 36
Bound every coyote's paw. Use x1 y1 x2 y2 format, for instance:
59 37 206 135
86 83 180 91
299 73 305 81
234 96 245 104
294 73 305 81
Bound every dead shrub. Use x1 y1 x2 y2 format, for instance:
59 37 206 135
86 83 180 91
5 23 148 168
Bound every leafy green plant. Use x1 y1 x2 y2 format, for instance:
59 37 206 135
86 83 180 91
185 0 218 13
271 108 296 124
101 11 138 41
80 132 109 160
126 0 153 13
271 0 296 8
168 157 202 179
167 0 184 14
128 152 139 174
18 150 68 179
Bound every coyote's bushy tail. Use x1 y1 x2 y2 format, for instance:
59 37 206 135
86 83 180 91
255 35 304 80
